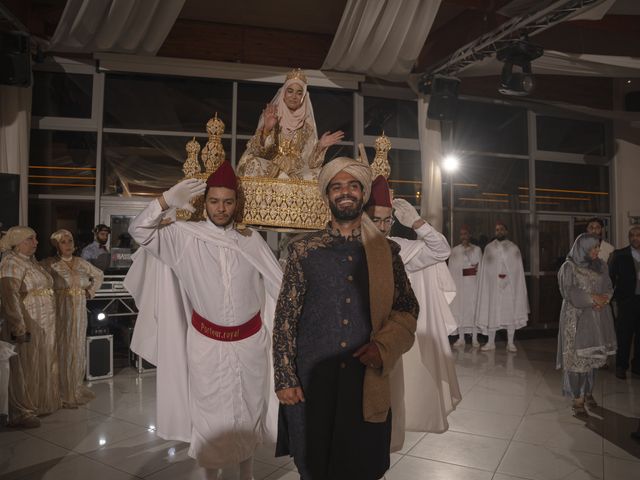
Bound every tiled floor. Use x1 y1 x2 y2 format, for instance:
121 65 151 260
1 338 638 479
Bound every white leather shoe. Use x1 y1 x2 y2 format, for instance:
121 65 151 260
472 340 480 348
453 338 466 348
506 343 518 352
480 343 496 351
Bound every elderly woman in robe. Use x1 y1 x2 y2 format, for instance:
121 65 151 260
41 229 103 408
0 226 60 428
557 233 617 416
237 68 344 180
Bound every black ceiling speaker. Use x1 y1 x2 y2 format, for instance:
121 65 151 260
0 30 31 87
426 75 461 122
624 91 640 112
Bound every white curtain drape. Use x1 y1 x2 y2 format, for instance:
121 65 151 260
322 0 441 80
418 98 443 232
460 50 640 78
48 0 185 55
0 86 31 226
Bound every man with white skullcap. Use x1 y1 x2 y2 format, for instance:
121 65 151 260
272 157 419 480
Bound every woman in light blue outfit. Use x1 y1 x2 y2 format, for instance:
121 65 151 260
557 233 617 416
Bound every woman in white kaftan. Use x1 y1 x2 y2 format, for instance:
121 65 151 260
0 227 60 427
41 230 103 408
126 178 282 472
448 228 483 347
236 69 343 180
556 233 616 415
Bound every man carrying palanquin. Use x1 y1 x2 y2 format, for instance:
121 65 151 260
126 161 282 480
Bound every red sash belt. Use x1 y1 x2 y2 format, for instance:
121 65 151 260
462 267 477 277
498 274 507 279
192 311 261 342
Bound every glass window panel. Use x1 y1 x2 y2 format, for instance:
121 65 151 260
309 87 353 141
102 133 230 196
535 161 609 212
453 101 527 155
28 198 95 260
451 211 531 271
236 83 279 135
365 147 421 207
536 116 606 156
363 97 418 138
452 155 528 211
104 74 233 132
32 71 93 118
29 130 97 195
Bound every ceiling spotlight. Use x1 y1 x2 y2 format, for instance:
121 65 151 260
497 40 543 97
442 154 459 172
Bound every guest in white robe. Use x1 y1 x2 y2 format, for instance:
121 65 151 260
448 225 482 347
126 162 283 480
365 176 461 449
476 221 529 352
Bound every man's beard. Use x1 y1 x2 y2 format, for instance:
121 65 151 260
496 234 506 241
329 195 363 221
206 210 234 227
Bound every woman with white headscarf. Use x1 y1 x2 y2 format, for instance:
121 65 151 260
556 233 617 416
41 229 103 408
237 68 344 180
0 226 60 427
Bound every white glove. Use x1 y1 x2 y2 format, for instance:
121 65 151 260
163 178 206 211
392 198 421 228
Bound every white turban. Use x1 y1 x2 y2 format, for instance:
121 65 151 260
0 226 36 252
317 156 374 205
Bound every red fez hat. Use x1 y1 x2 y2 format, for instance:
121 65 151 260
460 224 471 233
206 160 237 191
365 175 392 209
495 220 507 228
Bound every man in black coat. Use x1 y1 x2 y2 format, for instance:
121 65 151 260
609 225 640 379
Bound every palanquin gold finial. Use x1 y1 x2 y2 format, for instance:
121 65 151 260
177 113 227 221
371 132 392 179
202 113 226 173
286 68 307 84
182 137 202 178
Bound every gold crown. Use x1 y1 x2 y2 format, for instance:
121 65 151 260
286 68 307 84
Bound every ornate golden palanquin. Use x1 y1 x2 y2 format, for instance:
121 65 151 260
177 115 392 230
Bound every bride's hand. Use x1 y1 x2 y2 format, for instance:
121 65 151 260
263 103 278 133
318 130 344 149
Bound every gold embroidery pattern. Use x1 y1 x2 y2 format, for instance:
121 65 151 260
238 176 330 230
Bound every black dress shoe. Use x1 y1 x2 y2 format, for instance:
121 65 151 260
631 431 640 441
615 367 627 379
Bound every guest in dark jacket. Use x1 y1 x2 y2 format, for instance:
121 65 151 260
609 225 640 379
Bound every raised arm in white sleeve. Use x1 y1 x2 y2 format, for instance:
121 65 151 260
128 198 187 268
